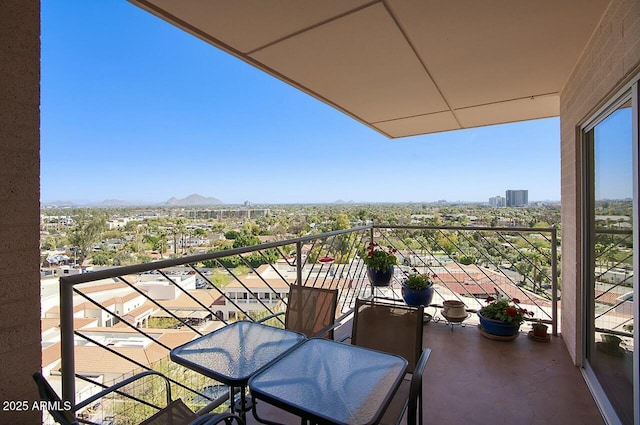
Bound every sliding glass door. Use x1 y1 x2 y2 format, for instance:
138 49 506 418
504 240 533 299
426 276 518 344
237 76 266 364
583 84 638 425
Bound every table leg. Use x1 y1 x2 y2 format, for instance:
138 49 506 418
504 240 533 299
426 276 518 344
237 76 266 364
240 387 247 423
230 386 237 414
231 385 253 423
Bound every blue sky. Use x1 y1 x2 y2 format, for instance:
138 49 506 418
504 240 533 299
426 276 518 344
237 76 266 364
594 106 633 201
41 1 561 205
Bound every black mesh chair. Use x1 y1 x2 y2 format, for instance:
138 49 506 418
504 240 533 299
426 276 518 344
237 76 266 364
260 284 339 339
33 371 244 425
351 298 432 425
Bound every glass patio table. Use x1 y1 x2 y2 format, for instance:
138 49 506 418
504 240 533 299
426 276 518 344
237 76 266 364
169 321 306 419
249 338 408 425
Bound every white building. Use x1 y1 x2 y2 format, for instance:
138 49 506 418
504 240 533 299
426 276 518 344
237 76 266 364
489 196 506 207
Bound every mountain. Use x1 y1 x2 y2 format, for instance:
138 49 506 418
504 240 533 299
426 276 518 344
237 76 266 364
92 199 136 207
165 194 223 206
42 200 80 208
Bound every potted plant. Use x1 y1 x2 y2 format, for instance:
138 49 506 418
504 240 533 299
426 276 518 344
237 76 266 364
400 268 435 306
442 299 467 319
532 321 549 338
477 296 533 337
362 242 398 286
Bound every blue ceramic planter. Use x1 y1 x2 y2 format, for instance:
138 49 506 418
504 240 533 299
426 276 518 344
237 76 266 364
401 283 434 307
366 265 394 286
477 312 520 336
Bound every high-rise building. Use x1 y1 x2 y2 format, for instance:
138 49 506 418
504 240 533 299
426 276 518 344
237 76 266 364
489 196 506 207
506 190 528 207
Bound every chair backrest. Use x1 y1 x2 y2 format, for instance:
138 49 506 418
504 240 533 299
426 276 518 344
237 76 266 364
138 399 197 425
32 372 78 425
352 298 424 373
285 285 338 338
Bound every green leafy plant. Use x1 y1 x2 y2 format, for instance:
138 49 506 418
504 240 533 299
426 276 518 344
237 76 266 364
532 320 548 331
479 296 533 326
402 267 434 289
362 242 398 272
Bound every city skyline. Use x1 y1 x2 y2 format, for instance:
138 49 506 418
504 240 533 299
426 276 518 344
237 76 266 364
41 188 553 208
40 1 561 205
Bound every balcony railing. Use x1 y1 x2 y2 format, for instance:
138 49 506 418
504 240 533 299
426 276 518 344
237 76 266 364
56 224 558 423
593 228 634 338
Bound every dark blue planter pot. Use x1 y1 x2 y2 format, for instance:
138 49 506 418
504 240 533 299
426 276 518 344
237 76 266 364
367 265 394 286
477 312 520 336
401 283 434 307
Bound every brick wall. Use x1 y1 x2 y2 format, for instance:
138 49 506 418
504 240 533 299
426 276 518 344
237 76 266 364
0 1 41 423
560 0 640 364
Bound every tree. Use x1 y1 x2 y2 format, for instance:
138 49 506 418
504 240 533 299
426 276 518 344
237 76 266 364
157 229 168 258
515 250 547 292
102 229 124 240
232 233 261 249
224 230 241 240
123 220 141 232
437 233 458 255
172 219 186 254
91 252 111 266
41 236 59 251
68 211 106 265
242 222 260 235
332 213 350 231
137 254 152 263
112 251 132 266
193 228 207 238
210 272 230 288
458 254 476 265
144 235 162 252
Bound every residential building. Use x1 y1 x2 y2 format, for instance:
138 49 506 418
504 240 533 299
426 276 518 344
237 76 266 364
505 190 528 207
214 262 353 321
106 217 131 230
186 208 270 220
489 196 506 207
2 1 639 424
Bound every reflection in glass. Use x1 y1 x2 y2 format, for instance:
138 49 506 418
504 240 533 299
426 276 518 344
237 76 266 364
588 100 635 425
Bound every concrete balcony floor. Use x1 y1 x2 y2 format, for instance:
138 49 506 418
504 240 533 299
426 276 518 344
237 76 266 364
246 319 604 425
418 320 603 425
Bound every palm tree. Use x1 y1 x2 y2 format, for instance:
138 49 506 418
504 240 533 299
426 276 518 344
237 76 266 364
158 229 167 259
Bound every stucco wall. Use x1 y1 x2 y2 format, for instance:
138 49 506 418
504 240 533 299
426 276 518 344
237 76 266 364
0 1 41 423
560 0 640 364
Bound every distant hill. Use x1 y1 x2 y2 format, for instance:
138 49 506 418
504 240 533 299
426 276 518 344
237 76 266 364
42 200 80 208
165 194 223 206
93 199 135 207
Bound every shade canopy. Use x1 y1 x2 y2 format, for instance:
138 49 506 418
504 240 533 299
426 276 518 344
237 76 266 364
129 0 610 137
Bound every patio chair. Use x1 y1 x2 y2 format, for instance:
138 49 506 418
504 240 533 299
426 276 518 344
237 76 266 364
33 371 244 425
351 298 432 425
259 284 339 339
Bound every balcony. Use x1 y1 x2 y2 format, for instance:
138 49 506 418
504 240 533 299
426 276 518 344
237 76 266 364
244 321 603 425
49 224 605 424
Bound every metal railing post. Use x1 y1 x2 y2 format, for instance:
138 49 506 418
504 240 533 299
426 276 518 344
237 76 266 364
296 241 302 286
551 229 559 336
60 276 76 407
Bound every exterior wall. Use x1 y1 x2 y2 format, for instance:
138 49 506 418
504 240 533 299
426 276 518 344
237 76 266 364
0 1 41 424
121 294 146 314
560 0 640 364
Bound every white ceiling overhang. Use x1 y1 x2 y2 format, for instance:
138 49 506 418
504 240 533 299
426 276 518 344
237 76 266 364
129 0 611 138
